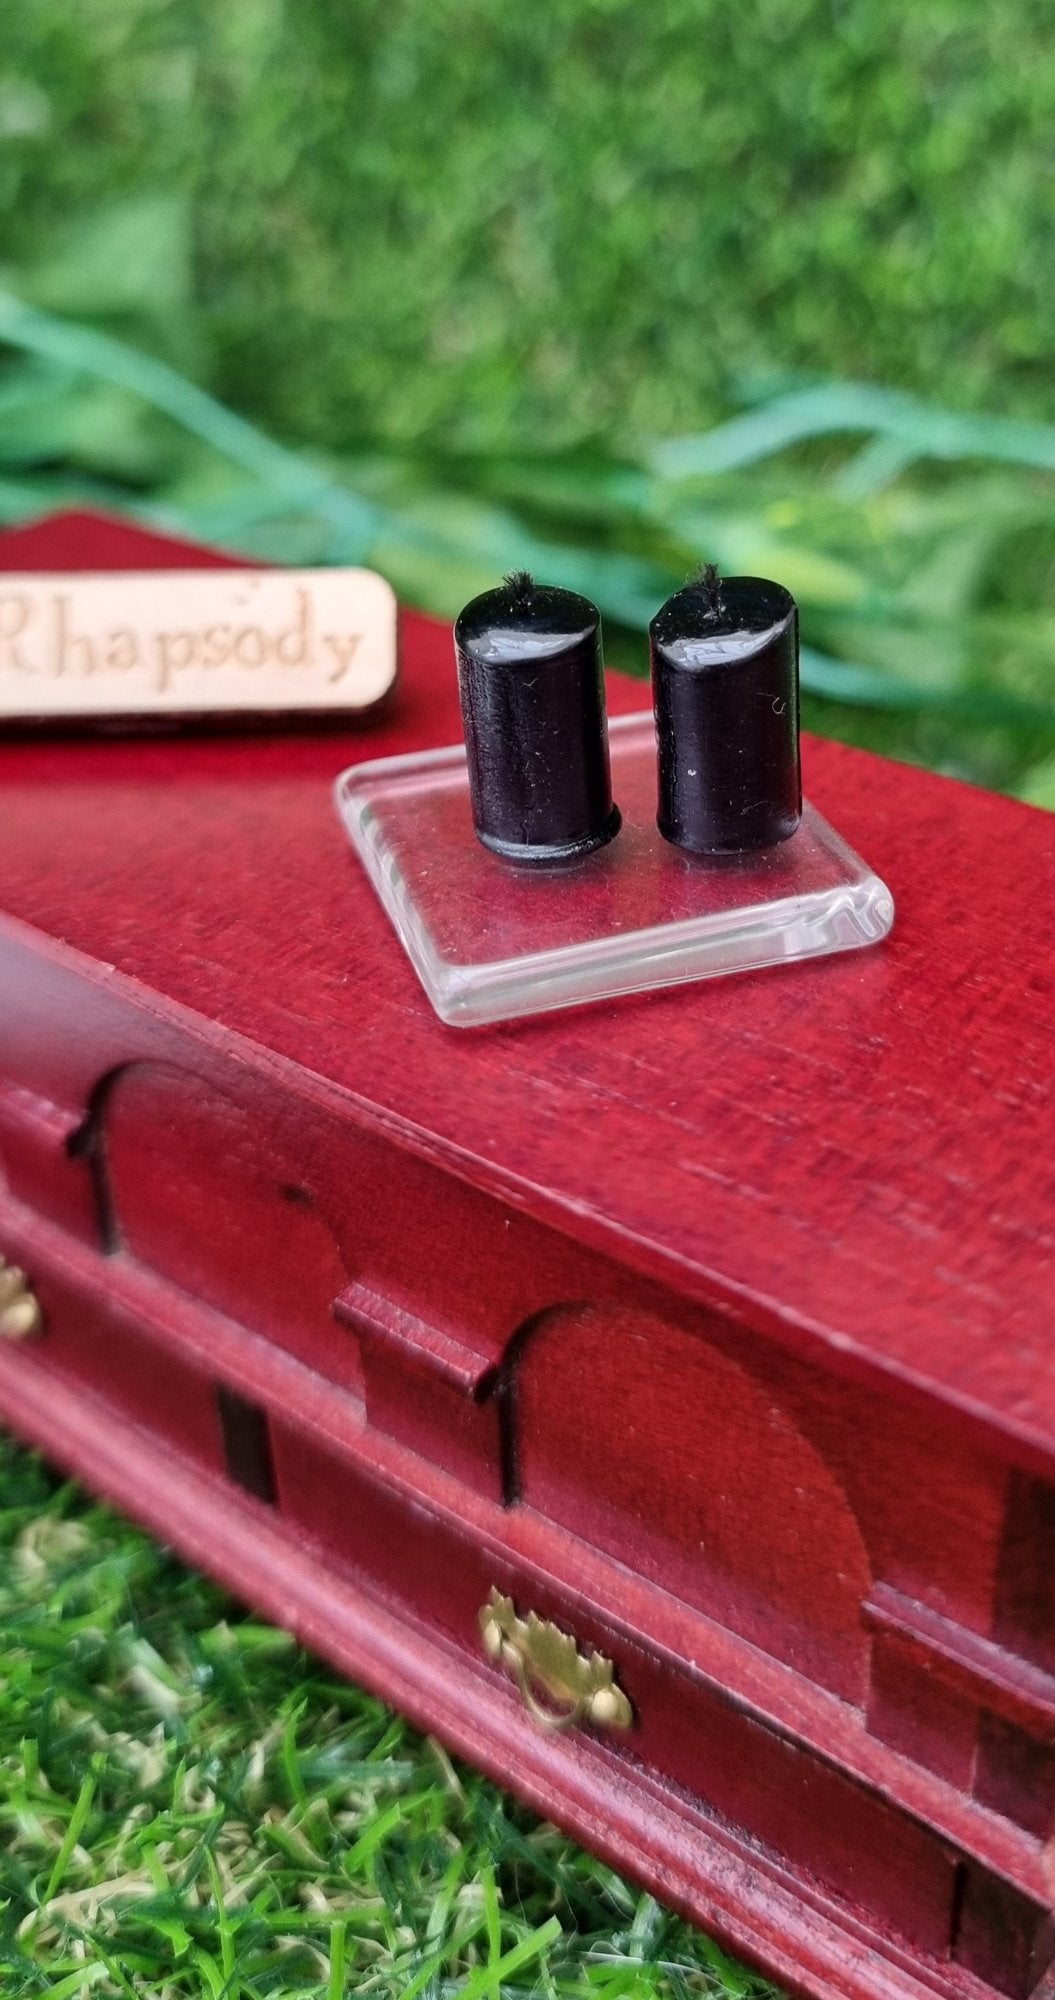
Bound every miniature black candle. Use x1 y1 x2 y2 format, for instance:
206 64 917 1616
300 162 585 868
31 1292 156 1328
650 568 800 855
455 572 620 863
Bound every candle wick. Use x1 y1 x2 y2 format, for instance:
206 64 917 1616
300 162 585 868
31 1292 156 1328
694 561 726 623
503 569 536 613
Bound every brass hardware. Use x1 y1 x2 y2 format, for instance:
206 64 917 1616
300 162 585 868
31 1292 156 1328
479 1588 633 1734
0 1256 43 1340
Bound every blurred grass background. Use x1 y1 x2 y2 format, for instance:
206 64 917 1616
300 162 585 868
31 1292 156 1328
2 1 1055 800
3 4 1055 1993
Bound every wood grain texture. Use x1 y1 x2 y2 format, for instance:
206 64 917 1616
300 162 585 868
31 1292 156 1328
2 511 1055 2000
0 564 396 725
0 513 1053 1463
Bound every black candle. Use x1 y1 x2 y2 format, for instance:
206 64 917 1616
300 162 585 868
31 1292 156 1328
650 568 800 855
455 572 620 863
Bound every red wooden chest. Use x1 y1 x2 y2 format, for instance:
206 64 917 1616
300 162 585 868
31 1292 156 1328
2 512 1054 2000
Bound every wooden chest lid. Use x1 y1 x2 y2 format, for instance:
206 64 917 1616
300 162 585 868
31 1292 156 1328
1 512 1053 1458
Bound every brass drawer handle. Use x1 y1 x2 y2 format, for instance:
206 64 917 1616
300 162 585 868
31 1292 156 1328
0 1255 43 1340
479 1589 632 1734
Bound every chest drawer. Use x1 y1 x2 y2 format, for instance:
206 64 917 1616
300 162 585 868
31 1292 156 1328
270 1411 1051 1996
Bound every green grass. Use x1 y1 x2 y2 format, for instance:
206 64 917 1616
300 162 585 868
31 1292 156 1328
4 1 1055 798
4 296 1055 799
5 2 1055 451
0 1435 774 1999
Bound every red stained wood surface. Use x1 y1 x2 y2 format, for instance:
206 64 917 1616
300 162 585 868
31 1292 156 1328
0 515 1052 1461
2 511 1055 2000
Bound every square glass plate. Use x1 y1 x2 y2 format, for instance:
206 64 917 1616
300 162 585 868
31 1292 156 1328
335 711 894 1027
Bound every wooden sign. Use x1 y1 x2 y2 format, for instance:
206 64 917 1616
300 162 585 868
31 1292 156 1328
0 567 397 725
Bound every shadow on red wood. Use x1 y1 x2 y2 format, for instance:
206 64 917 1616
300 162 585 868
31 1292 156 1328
2 512 1055 2000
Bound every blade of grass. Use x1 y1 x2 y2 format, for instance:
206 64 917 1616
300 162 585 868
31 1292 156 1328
36 1967 109 2000
799 645 1053 724
0 293 379 560
456 1913 562 2000
327 1918 348 2000
481 1864 502 1971
41 1753 104 1904
652 383 1055 480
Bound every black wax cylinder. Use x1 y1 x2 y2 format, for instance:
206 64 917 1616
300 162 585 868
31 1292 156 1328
455 573 620 863
650 570 801 855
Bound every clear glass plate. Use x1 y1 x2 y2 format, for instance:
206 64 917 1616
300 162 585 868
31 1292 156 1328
335 712 894 1027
